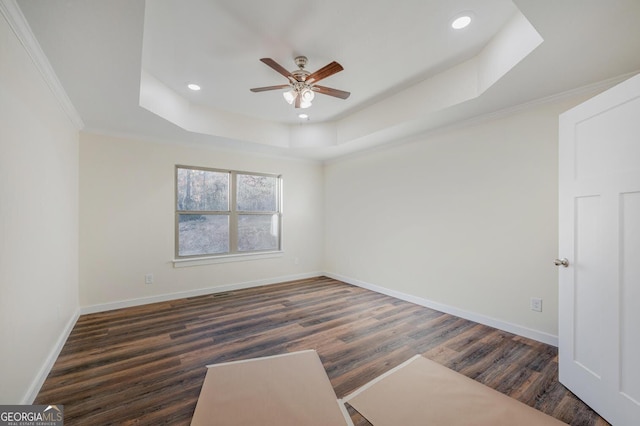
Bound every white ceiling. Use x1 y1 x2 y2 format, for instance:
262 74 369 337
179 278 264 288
140 0 516 124
14 0 640 161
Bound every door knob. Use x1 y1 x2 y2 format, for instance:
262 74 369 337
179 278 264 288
554 258 569 267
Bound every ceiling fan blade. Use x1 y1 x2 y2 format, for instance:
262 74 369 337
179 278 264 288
312 85 351 99
250 84 290 93
260 58 293 79
306 61 343 84
295 95 301 109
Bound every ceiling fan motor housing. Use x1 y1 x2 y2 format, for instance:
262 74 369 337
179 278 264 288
292 56 310 81
294 56 308 68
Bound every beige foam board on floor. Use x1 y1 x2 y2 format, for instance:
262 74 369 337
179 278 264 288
191 350 352 426
342 355 567 426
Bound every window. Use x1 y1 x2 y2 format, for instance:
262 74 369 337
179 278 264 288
176 166 282 259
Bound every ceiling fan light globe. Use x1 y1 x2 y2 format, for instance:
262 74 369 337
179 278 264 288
300 99 312 109
301 87 315 103
283 89 296 104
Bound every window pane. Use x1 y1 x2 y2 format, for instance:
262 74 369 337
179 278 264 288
178 214 229 256
237 174 278 212
177 168 229 211
238 214 279 252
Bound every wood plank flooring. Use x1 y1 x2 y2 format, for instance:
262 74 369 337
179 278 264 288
35 276 609 425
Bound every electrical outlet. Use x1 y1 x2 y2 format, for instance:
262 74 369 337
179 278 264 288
530 297 542 312
145 274 154 285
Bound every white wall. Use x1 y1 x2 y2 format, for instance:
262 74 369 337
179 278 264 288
79 133 324 309
0 14 79 403
324 97 590 340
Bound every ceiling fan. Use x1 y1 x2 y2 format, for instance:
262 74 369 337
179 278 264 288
250 56 350 109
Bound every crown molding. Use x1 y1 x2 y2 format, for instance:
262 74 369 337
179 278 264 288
0 0 84 129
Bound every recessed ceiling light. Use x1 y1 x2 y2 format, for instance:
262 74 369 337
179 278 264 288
451 15 472 30
298 113 309 119
187 83 201 91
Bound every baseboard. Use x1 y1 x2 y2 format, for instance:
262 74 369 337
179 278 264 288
325 272 558 347
80 272 324 315
22 307 81 404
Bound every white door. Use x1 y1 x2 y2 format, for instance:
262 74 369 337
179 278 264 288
558 73 640 426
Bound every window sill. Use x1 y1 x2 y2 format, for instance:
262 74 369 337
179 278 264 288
173 251 284 268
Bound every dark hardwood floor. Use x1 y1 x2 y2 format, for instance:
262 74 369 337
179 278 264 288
35 276 608 425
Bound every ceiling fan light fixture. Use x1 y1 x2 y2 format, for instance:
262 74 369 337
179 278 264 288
301 87 315 103
283 89 297 104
